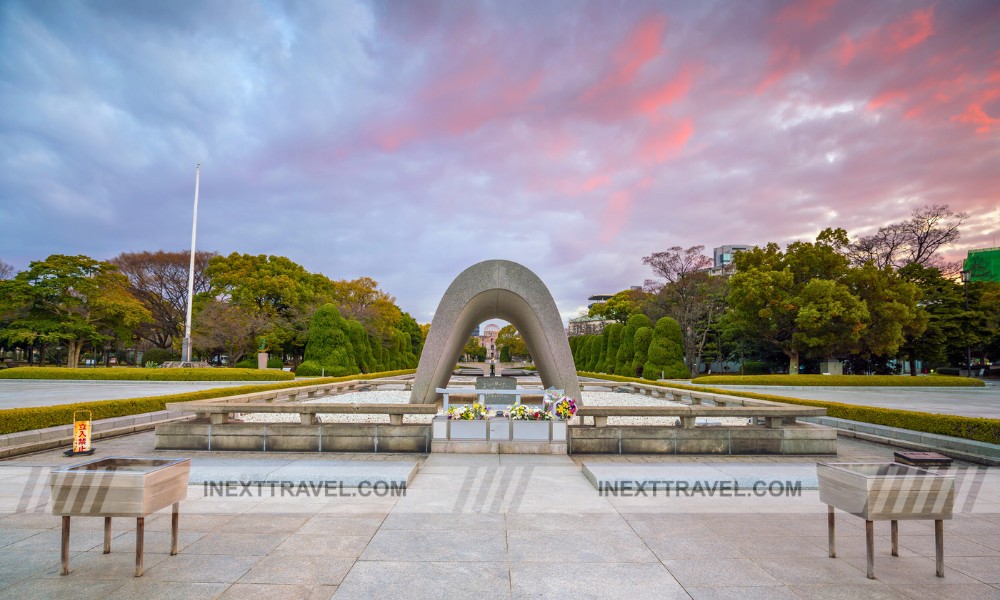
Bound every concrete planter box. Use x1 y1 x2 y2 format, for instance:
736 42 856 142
489 418 511 441
512 420 550 441
552 421 568 442
448 420 489 440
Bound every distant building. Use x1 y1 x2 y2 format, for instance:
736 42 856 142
709 244 751 276
567 315 615 336
471 324 481 337
477 323 500 357
587 294 615 308
964 247 1000 282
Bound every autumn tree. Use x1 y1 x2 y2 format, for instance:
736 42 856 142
110 250 215 349
190 299 268 365
0 255 151 367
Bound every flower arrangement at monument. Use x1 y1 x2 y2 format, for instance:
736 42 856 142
507 404 553 421
542 388 577 420
446 403 489 420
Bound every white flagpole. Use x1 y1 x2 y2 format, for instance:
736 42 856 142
181 163 200 363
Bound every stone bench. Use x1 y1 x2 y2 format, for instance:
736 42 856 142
577 405 826 428
165 402 438 425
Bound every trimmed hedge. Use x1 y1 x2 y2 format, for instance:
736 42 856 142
692 374 984 387
0 369 416 436
0 367 295 382
577 371 1000 445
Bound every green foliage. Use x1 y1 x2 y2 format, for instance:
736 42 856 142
643 317 688 379
692 374 985 387
631 326 653 377
594 327 612 372
0 369 416 435
587 289 646 323
615 314 651 375
575 371 998 444
741 360 770 375
0 367 294 381
302 304 359 376
604 323 623 374
141 348 179 365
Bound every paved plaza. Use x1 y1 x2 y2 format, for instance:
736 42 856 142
0 380 275 410
696 381 1000 419
1 431 998 599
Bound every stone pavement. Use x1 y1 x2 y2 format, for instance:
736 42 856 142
1 432 998 599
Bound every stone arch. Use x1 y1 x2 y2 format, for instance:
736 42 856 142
410 260 581 404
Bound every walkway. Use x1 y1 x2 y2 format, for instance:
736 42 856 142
0 380 281 409
1 432 998 598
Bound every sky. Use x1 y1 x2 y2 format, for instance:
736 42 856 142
1 0 999 325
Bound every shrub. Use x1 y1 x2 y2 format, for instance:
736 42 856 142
303 304 360 375
691 374 984 387
576 371 999 444
0 367 294 381
615 314 650 376
0 369 417 436
631 326 653 378
141 348 179 365
741 361 770 375
643 317 688 380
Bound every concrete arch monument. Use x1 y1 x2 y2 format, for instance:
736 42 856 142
410 260 581 405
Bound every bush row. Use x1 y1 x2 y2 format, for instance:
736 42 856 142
692 374 985 387
577 371 1000 444
570 315 689 380
0 367 295 382
0 369 417 436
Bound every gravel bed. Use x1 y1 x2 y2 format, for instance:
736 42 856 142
236 390 749 426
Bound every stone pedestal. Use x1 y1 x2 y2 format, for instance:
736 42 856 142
257 352 268 370
475 376 516 404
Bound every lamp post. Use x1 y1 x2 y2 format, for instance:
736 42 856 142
961 269 971 377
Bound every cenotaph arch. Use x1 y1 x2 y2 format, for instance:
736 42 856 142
409 260 581 405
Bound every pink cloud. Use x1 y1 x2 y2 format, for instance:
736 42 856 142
636 65 697 117
579 14 669 112
600 190 632 243
776 0 837 26
639 118 693 163
887 7 935 53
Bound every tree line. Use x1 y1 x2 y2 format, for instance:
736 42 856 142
581 205 1000 376
0 251 425 373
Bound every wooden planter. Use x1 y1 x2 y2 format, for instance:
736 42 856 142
50 457 190 577
818 462 954 580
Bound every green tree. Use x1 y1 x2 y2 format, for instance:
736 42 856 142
496 324 528 361
615 313 651 375
632 326 653 377
588 289 648 323
299 304 359 376
191 299 269 365
643 317 688 380
463 337 486 362
845 264 925 373
0 255 151 368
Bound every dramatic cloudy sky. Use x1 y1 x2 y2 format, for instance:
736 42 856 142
2 0 999 323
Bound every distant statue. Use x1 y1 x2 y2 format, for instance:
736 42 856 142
257 336 269 352
489 358 496 377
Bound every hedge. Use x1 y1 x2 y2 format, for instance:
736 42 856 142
577 371 1000 445
692 374 984 387
0 369 416 436
0 367 295 382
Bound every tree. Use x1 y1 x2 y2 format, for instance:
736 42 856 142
191 299 269 365
0 255 151 367
727 231 867 374
297 304 359 376
496 324 527 361
848 204 966 270
643 317 688 380
463 337 486 362
615 313 651 375
632 326 653 377
0 259 13 280
110 250 215 349
898 264 965 373
643 245 727 377
588 288 648 323
604 322 624 373
845 264 925 374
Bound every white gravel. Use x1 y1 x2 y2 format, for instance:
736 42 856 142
236 390 749 426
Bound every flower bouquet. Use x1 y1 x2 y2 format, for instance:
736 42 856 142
507 404 553 421
446 402 490 420
542 388 578 420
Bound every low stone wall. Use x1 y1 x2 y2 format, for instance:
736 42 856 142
155 422 432 453
156 421 835 455
568 422 836 455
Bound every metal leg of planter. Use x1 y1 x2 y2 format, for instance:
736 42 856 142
171 503 179 555
890 520 898 557
104 517 112 554
135 517 144 577
865 520 875 579
935 519 944 577
61 516 70 576
827 506 836 558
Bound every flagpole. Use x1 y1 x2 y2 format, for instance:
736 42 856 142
181 163 200 363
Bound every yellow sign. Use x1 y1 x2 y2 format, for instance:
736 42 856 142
72 411 92 453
